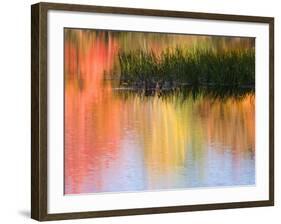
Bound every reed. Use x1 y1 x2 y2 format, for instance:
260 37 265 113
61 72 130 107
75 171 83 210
118 47 255 89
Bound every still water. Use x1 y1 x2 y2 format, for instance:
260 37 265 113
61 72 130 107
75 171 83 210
64 30 255 194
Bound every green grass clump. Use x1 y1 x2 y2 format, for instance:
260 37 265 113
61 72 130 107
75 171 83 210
118 47 255 89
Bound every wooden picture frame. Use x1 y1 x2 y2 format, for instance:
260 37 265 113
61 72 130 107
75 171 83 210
31 2 274 221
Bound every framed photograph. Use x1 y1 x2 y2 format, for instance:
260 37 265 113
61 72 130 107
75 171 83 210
31 2 274 221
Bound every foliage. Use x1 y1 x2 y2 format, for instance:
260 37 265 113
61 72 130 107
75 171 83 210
118 47 255 89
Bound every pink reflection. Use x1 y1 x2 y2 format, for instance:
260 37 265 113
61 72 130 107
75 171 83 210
64 31 124 194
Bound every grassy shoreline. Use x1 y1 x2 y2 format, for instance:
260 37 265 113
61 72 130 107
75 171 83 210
113 85 255 101
118 47 255 90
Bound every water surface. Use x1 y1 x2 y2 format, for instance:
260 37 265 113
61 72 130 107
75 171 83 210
64 30 255 194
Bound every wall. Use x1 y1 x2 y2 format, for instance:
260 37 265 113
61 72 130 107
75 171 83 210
0 0 279 223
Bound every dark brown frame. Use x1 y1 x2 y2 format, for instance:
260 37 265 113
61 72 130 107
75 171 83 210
31 2 274 221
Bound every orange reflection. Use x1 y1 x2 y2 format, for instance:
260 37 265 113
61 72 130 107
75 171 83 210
64 30 123 193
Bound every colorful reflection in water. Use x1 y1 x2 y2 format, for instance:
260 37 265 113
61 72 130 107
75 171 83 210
64 29 255 194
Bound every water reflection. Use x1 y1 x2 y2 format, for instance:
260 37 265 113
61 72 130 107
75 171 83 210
64 29 255 194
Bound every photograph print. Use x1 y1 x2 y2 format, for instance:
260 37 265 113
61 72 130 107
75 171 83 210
64 29 255 195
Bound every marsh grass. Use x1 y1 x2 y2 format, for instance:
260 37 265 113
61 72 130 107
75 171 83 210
114 86 254 103
118 47 255 89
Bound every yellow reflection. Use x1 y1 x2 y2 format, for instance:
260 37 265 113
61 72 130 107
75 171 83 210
122 93 255 187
